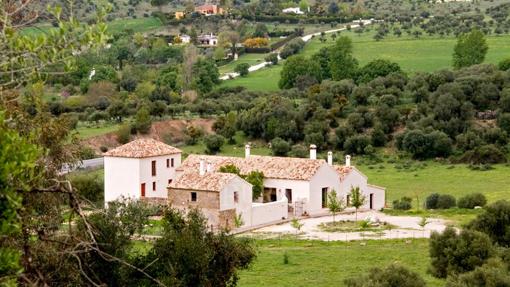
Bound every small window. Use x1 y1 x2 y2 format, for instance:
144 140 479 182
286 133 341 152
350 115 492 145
152 182 156 191
166 159 170 168
171 158 174 167
168 179 173 185
191 192 197 202
151 160 156 176
234 192 239 203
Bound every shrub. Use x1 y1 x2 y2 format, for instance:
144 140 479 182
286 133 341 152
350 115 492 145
265 53 278 65
132 107 152 134
116 124 131 144
271 137 291 156
498 58 510 71
393 197 413 210
467 200 510 247
437 194 456 209
289 144 308 158
429 227 494 278
70 172 104 204
204 134 225 154
345 264 426 287
235 63 250 77
343 135 371 155
426 193 440 209
458 193 487 209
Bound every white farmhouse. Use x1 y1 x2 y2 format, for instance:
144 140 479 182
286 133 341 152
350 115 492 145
103 138 182 204
103 139 385 230
282 7 304 15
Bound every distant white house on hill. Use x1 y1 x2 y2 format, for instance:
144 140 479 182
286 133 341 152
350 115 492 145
103 139 385 230
282 7 304 15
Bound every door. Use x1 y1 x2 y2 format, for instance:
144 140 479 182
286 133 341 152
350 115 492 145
370 193 374 209
141 183 146 197
321 187 328 208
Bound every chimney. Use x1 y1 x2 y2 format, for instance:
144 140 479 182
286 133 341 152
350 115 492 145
309 144 317 160
206 162 213 173
199 158 206 176
345 155 351 167
245 144 251 158
327 151 333 166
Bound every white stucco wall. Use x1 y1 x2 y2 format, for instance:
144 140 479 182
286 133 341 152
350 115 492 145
104 157 141 203
341 167 385 210
251 198 288 226
219 176 253 227
367 184 386 210
104 153 181 204
308 164 342 214
138 154 181 198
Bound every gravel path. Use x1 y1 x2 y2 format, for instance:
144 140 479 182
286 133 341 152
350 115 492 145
246 210 449 241
219 20 373 80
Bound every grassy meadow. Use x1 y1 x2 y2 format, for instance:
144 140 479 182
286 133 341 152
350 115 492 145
222 29 510 91
237 239 443 287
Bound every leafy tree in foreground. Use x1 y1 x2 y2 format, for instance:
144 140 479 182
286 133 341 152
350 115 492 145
130 208 256 286
453 29 488 69
327 190 345 222
344 264 426 287
349 186 366 221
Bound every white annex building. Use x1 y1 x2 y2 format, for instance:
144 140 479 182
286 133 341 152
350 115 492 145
104 139 385 229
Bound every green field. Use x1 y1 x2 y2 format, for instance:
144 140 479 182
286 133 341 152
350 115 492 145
356 161 510 207
222 30 510 91
219 53 270 74
76 121 122 139
238 239 443 287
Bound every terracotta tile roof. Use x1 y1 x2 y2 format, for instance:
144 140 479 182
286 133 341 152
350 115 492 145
104 138 182 158
180 154 327 181
333 165 353 180
169 171 238 192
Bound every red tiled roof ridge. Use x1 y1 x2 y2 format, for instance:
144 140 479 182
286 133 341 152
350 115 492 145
104 138 182 158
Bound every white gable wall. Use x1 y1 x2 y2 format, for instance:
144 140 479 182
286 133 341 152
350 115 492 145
308 164 342 214
219 176 253 227
341 167 384 210
104 157 141 203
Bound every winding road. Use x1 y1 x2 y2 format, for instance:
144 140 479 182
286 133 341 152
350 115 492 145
219 20 373 81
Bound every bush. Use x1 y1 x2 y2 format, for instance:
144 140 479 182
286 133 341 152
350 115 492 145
265 53 279 65
429 227 494 278
343 135 371 155
426 193 440 209
498 58 510 71
70 172 104 204
393 197 413 210
289 144 308 158
132 107 152 134
345 264 426 287
467 200 510 247
437 194 456 209
271 137 291 156
204 134 225 154
458 193 487 209
235 63 250 77
116 124 131 144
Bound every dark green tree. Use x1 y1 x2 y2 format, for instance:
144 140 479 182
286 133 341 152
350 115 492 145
329 36 358 80
453 29 488 69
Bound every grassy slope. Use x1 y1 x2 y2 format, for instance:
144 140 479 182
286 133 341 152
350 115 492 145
222 30 510 91
238 239 443 287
